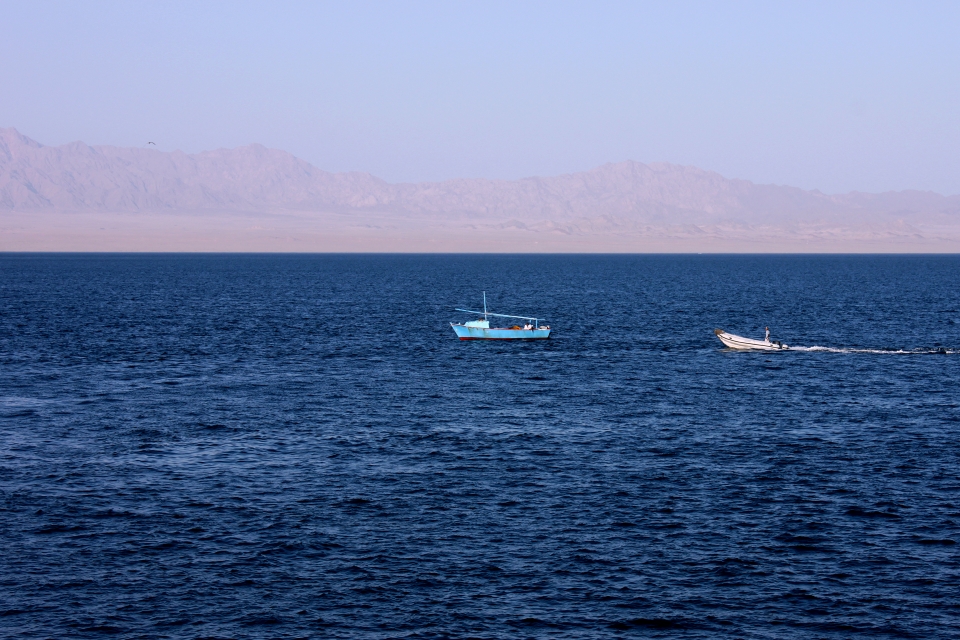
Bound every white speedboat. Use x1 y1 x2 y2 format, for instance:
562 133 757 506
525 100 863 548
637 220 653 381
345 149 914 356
714 328 788 351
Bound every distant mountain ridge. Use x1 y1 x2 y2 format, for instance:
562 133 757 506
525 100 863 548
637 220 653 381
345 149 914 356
0 128 391 212
4 127 958 223
3 127 960 251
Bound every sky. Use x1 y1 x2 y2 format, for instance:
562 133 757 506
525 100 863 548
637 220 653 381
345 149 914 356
1 1 958 194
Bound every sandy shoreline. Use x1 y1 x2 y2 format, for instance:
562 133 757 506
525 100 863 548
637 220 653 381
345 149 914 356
3 210 960 253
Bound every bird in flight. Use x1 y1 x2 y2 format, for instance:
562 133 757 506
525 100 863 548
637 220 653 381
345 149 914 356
147 141 156 146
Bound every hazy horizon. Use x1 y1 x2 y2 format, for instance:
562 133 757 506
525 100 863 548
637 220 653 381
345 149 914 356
6 125 960 198
3 125 959 253
4 126 960 198
2 2 959 195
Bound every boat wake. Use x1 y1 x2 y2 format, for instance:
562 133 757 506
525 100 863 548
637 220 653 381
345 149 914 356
788 346 956 354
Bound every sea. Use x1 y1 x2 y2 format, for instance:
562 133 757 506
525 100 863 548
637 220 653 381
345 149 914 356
1 253 959 639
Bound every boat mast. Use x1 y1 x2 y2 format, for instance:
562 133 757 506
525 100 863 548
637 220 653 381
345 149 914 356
483 291 487 321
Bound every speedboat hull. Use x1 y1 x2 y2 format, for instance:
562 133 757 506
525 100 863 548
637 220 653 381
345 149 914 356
452 324 551 340
715 329 788 351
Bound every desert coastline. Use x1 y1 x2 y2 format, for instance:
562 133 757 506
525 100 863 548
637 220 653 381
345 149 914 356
3 127 959 253
7 210 960 253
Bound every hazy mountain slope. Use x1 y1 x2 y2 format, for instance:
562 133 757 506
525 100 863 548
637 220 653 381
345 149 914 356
4 127 959 223
0 128 392 211
388 162 853 225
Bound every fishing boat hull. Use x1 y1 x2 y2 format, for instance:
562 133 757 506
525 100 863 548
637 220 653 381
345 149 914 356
452 324 551 340
715 329 788 351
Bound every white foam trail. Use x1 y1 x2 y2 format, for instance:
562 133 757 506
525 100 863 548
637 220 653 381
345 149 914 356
789 346 956 354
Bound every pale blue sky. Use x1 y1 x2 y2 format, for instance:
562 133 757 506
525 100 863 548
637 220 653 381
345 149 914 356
2 1 958 194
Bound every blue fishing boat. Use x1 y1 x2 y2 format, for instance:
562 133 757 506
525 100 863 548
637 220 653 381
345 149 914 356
451 292 551 340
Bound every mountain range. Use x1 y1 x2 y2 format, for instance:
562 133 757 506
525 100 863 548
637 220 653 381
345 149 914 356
2 127 959 251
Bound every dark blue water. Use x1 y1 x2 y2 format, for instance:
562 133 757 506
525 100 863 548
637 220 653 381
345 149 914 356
2 254 959 639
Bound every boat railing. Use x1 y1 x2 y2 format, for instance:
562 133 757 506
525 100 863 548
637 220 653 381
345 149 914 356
454 308 544 328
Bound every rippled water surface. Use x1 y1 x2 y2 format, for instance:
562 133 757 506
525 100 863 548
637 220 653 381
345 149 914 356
2 254 960 638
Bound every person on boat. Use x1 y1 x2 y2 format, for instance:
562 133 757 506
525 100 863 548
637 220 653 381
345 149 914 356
765 326 770 342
